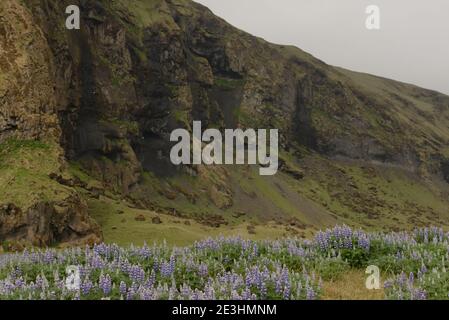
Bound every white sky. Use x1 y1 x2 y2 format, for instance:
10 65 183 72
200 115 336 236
194 0 449 95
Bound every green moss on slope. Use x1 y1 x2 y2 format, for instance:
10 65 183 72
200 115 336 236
0 139 71 208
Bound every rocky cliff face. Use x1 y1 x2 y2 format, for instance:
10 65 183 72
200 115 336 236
0 0 60 141
1 0 449 246
0 0 101 246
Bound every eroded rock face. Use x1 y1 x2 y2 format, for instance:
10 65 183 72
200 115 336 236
0 193 101 246
442 160 449 183
1 0 449 243
14 0 448 186
0 0 102 246
0 0 61 142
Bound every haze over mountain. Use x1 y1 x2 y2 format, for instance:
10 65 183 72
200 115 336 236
196 0 449 95
1 0 448 247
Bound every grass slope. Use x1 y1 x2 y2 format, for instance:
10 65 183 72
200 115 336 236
0 139 70 209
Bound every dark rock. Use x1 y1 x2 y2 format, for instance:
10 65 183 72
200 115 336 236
247 225 256 235
233 211 246 218
152 216 162 224
442 160 449 183
0 194 102 247
199 214 227 228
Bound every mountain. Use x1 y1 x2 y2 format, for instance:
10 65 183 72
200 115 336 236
1 0 448 247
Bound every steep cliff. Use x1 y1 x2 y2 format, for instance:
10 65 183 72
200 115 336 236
1 0 448 246
0 0 102 246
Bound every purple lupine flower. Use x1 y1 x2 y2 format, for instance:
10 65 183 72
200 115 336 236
260 282 267 299
161 261 173 278
306 286 315 300
81 280 93 296
140 288 153 300
129 265 145 283
43 251 55 264
198 263 208 278
275 276 282 295
126 288 135 300
414 289 427 300
281 267 289 286
283 283 291 300
397 272 407 287
169 255 176 274
14 278 25 289
408 272 414 285
384 280 393 289
99 274 112 296
139 244 151 259
119 281 127 296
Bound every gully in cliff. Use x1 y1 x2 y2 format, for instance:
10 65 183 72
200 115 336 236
170 121 279 176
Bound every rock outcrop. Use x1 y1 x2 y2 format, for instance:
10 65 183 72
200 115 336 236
0 0 60 141
0 0 102 246
0 194 101 246
1 0 449 245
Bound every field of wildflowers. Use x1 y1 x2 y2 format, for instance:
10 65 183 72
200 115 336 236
0 226 448 300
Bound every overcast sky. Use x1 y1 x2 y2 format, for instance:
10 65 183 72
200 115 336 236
194 0 449 95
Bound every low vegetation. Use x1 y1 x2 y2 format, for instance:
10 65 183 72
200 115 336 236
1 226 448 300
0 139 69 209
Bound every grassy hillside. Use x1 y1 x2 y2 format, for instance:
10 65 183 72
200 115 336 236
0 0 448 247
0 140 68 208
